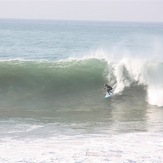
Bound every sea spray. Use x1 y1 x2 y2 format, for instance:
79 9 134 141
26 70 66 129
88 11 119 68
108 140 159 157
145 62 163 106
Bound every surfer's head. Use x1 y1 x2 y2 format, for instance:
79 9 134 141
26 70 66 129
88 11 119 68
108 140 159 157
104 84 108 87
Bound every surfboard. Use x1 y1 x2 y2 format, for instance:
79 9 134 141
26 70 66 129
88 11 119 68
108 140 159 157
104 92 113 99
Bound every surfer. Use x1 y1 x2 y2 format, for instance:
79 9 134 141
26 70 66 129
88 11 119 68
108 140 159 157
104 84 113 95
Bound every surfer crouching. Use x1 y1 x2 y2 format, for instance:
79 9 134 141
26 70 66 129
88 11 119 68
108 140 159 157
104 84 113 95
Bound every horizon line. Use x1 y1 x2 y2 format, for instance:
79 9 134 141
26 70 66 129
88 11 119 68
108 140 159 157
0 17 163 24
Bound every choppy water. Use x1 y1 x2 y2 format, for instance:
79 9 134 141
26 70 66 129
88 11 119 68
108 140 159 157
0 19 163 162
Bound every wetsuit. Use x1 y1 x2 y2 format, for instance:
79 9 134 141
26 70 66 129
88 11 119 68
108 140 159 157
105 85 113 94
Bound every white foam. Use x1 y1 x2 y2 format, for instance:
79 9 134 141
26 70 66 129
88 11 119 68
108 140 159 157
148 87 163 107
0 133 163 162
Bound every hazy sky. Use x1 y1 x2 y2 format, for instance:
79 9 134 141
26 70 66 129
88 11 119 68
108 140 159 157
0 0 163 22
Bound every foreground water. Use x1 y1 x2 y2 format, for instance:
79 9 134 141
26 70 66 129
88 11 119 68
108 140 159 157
0 19 163 162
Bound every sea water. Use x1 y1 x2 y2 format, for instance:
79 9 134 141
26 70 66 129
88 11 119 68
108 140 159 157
0 19 163 162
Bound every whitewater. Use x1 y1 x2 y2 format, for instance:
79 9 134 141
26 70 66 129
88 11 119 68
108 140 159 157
0 19 163 162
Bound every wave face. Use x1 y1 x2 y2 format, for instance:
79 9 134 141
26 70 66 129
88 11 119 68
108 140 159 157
0 57 162 109
0 59 106 109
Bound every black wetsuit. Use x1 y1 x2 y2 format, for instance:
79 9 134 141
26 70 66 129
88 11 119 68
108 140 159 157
105 85 113 94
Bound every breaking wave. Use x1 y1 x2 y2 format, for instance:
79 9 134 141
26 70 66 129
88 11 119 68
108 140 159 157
0 55 162 108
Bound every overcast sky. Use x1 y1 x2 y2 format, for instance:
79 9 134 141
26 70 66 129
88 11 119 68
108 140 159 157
0 0 163 22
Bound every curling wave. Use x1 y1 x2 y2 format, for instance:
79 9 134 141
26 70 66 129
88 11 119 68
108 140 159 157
0 57 162 108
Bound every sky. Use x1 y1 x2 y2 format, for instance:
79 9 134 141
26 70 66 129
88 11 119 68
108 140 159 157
0 0 163 22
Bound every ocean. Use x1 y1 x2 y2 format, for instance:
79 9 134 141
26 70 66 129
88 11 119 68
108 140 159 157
0 19 163 162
